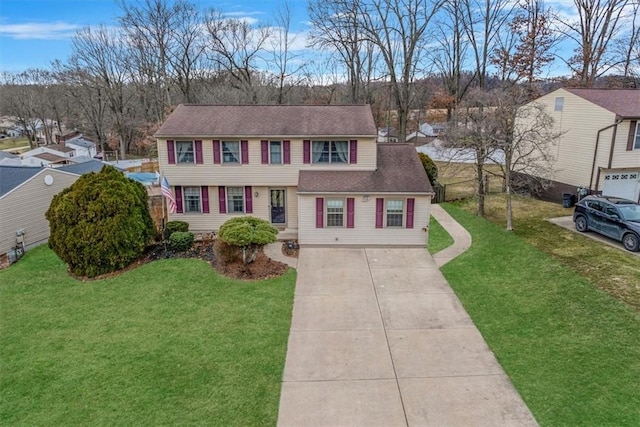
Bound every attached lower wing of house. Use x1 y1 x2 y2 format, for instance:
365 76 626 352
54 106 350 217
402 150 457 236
156 104 435 246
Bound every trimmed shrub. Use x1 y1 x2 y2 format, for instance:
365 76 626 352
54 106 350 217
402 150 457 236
169 231 194 252
218 216 278 264
418 152 438 185
164 220 189 239
46 165 154 278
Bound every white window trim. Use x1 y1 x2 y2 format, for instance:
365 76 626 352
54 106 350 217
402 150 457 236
311 140 349 164
222 140 240 164
226 186 245 214
634 122 640 150
325 198 345 228
385 199 405 228
269 140 283 164
183 186 202 213
176 140 195 164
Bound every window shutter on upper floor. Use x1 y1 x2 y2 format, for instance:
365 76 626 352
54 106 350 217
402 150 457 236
201 186 209 213
175 186 183 213
304 140 311 164
241 140 249 164
283 140 291 164
627 120 638 151
316 197 324 228
213 140 221 164
261 140 269 164
195 140 203 164
406 198 415 229
245 186 253 213
167 140 175 164
347 197 355 228
218 186 226 213
349 140 357 164
375 198 384 228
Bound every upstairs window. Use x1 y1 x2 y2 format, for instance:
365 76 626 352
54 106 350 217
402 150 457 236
176 141 194 163
554 97 564 111
222 141 240 163
270 141 282 164
312 141 349 164
635 122 640 150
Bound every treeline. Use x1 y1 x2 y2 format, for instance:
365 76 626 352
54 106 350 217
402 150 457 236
0 0 638 157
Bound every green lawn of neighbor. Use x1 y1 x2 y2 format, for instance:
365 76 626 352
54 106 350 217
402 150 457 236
440 203 640 426
0 246 296 426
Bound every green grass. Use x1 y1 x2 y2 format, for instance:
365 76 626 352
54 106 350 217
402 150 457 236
0 246 296 426
0 137 30 151
427 214 454 254
440 204 640 426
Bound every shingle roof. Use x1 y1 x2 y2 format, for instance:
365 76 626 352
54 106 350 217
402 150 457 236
0 151 18 160
0 165 42 197
298 144 434 194
564 88 640 118
33 152 69 163
58 160 108 175
45 143 75 153
155 104 377 137
66 137 96 148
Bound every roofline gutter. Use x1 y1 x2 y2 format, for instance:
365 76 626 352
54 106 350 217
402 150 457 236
296 191 436 196
590 117 623 190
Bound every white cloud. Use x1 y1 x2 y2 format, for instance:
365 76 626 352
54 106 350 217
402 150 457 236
0 21 81 40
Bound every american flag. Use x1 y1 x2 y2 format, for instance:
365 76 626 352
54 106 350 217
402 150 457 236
160 176 177 214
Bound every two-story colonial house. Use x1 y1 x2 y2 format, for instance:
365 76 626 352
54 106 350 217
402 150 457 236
156 104 434 246
518 88 640 202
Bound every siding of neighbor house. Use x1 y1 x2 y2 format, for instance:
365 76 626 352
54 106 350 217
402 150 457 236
532 88 616 188
0 169 78 255
297 194 431 246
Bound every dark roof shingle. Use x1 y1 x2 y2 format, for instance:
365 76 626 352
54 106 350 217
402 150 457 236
298 144 433 194
155 104 377 137
564 88 640 118
0 165 43 197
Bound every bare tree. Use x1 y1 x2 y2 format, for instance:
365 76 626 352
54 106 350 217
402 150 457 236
204 10 271 104
356 0 444 143
70 25 137 159
613 1 640 79
558 0 630 86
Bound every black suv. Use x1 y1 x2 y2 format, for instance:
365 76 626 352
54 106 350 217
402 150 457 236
573 195 640 252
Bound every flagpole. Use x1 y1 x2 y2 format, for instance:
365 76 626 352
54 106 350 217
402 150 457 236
160 173 167 250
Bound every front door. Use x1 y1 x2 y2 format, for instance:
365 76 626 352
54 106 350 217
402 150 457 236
270 189 286 224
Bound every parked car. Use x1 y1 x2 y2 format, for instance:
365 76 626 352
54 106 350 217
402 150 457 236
573 195 640 252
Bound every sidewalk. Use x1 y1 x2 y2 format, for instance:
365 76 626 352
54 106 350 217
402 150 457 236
276 207 537 426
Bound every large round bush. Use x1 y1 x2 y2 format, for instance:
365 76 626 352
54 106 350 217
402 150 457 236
46 165 155 277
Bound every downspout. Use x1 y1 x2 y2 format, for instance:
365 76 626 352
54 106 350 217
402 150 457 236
589 117 623 190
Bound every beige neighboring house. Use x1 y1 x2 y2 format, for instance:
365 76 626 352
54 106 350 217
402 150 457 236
520 88 640 202
0 166 80 263
156 104 434 246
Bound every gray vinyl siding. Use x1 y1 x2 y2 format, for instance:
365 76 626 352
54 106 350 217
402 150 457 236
297 194 431 246
0 170 79 256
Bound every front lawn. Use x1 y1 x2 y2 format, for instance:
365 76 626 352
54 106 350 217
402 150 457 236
427 214 454 254
440 204 640 426
0 246 296 426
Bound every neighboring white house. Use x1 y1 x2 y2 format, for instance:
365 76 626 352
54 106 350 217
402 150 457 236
20 144 76 167
65 136 97 158
517 88 640 202
156 105 434 246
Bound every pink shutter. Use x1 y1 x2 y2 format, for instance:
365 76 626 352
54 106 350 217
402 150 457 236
241 140 249 164
283 140 291 164
349 139 357 164
261 140 269 164
213 140 221 164
167 140 175 164
201 186 209 213
406 198 415 229
195 140 203 164
245 186 253 213
218 186 226 213
175 186 183 213
315 197 324 228
375 198 384 228
303 140 311 164
347 198 355 228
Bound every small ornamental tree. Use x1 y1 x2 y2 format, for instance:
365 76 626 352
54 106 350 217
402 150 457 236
46 165 154 278
418 152 438 185
218 216 278 264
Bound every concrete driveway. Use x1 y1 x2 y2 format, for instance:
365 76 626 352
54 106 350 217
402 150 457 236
277 247 537 427
548 216 640 257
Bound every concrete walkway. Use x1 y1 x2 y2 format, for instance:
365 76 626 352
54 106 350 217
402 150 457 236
277 245 537 426
430 204 473 266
